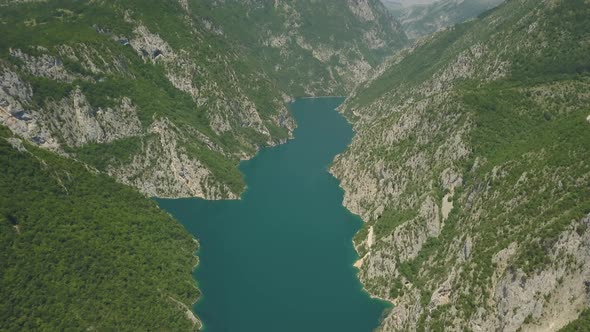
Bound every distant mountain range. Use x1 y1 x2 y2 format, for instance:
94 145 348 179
386 0 505 39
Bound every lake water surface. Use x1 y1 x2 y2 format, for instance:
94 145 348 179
157 98 387 332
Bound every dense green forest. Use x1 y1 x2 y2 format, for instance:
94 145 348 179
0 126 199 331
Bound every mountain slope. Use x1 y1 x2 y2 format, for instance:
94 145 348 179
188 0 407 96
332 0 590 330
0 0 406 200
0 0 293 200
0 126 199 331
389 0 505 39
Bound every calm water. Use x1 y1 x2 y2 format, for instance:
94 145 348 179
157 98 387 332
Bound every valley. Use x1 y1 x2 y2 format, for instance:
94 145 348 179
1 0 589 331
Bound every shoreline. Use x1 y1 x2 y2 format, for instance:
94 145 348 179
352 247 395 308
322 109 396 313
296 95 347 99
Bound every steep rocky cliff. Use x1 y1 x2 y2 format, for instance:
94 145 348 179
332 0 590 330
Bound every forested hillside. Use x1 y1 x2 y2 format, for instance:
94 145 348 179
0 0 293 200
332 0 590 330
188 0 407 95
0 126 199 330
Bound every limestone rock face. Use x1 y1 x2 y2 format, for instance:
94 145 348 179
44 89 142 147
9 48 80 82
0 1 406 330
0 1 301 199
470 218 590 332
130 25 175 63
347 0 377 21
0 68 59 149
108 117 235 199
0 67 142 148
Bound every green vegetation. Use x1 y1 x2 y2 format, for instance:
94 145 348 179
66 136 144 171
560 309 590 332
185 139 246 195
187 0 406 95
0 0 294 196
0 0 405 198
0 127 198 331
350 20 475 108
373 209 419 240
373 64 590 332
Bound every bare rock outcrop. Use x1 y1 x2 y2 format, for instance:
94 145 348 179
109 117 235 199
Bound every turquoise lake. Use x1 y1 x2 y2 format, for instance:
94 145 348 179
157 97 387 332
